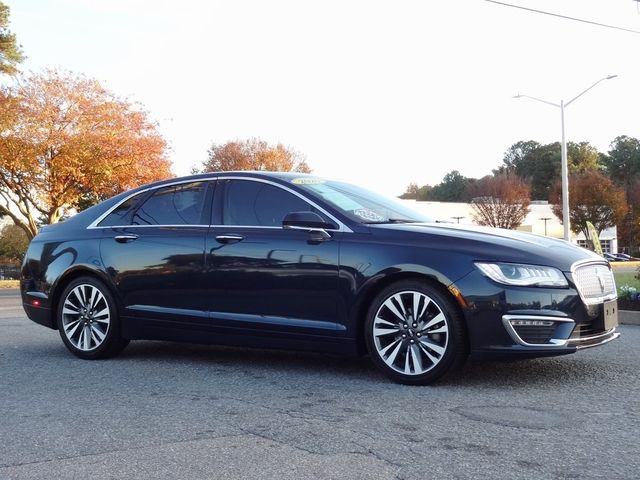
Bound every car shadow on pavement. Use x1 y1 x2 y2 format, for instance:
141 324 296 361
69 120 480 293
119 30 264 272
113 340 610 388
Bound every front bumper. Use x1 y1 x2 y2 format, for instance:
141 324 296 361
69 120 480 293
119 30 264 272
456 269 620 358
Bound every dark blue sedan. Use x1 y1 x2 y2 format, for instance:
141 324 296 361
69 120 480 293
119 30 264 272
20 172 619 384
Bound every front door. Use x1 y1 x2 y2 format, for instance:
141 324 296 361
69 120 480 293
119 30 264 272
204 178 342 338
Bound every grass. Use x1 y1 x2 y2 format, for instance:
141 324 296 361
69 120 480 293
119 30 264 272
613 271 638 287
613 269 640 300
0 280 19 289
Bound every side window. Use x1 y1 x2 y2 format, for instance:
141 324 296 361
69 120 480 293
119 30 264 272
223 180 318 227
98 194 144 227
132 182 207 226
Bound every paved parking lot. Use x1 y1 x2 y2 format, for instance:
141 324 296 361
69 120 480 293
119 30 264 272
1 289 639 479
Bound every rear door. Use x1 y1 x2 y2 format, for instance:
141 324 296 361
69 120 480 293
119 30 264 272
99 180 213 330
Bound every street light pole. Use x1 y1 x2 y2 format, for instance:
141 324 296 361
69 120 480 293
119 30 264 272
514 75 617 242
560 99 569 241
539 217 551 236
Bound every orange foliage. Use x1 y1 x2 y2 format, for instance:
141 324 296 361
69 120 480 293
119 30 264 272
468 173 531 229
0 70 172 238
198 138 311 174
549 171 627 238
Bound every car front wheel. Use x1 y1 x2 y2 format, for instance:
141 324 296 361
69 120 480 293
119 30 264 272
365 280 467 385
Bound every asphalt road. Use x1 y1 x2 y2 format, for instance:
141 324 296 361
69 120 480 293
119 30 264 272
1 289 639 480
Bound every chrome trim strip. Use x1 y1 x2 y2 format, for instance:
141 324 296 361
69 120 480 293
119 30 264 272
98 224 210 229
501 315 574 348
87 175 353 233
127 304 346 331
127 304 209 318
569 259 617 306
569 329 620 350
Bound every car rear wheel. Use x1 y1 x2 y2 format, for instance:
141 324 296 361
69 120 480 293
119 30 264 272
57 276 129 359
365 280 467 385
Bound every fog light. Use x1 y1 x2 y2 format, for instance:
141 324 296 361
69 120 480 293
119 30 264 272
509 319 554 327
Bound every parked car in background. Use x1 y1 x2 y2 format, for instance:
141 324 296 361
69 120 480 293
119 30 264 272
613 253 639 261
20 172 620 384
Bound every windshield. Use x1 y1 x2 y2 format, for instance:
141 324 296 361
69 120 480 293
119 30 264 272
291 177 432 224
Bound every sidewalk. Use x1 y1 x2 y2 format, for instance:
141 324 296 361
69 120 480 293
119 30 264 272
619 310 640 326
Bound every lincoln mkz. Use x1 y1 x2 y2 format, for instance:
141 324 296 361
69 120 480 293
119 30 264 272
21 172 619 384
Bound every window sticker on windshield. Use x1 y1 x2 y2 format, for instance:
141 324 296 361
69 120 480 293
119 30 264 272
292 177 325 185
318 191 362 211
354 208 385 222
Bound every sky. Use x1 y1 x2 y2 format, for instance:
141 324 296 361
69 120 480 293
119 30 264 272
6 0 640 196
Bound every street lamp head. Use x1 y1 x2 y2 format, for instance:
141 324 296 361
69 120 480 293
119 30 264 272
606 75 618 80
513 94 522 99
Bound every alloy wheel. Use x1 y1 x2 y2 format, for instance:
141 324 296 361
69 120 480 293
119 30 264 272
372 290 449 376
61 284 111 351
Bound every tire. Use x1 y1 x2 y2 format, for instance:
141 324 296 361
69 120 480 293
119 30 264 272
56 276 129 359
365 280 467 385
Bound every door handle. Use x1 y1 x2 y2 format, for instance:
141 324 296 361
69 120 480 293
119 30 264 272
215 234 244 244
114 234 139 243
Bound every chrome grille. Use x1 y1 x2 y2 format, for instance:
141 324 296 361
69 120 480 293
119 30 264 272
572 263 616 305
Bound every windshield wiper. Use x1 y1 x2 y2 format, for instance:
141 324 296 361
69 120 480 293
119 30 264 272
362 218 420 224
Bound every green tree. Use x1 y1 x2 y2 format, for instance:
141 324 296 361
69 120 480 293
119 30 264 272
567 141 602 173
497 140 603 200
0 2 25 75
399 183 432 201
426 171 472 202
0 223 28 264
603 136 640 251
603 136 640 185
497 141 560 200
399 182 420 199
498 140 542 172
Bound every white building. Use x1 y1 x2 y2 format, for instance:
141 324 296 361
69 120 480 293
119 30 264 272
401 200 618 254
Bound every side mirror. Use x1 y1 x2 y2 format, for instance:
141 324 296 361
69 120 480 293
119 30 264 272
282 211 336 230
282 211 335 242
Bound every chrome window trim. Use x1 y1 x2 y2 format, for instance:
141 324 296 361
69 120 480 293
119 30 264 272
91 224 211 229
87 178 211 229
216 176 351 232
87 176 352 233
501 314 574 348
569 259 617 306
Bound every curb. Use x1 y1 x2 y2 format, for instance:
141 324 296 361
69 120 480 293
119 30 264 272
619 310 640 326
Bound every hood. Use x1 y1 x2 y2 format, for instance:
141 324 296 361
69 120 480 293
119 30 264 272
369 222 604 272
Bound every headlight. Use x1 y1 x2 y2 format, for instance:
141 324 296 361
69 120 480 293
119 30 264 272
475 262 568 287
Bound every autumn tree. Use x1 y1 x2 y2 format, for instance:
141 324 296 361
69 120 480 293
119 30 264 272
195 138 311 174
0 70 172 239
549 171 627 239
467 173 531 229
0 2 24 75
